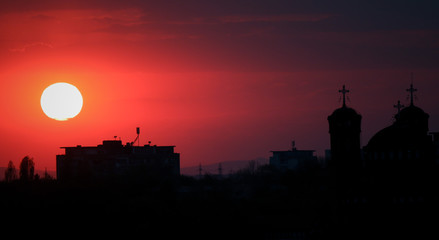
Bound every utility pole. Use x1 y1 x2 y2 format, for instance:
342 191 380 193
198 163 202 179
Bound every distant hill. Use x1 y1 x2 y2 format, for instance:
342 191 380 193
0 167 56 181
180 158 268 176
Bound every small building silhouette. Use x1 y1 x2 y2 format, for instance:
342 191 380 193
56 140 180 181
270 141 317 171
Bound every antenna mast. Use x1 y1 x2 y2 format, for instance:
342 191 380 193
218 163 222 177
137 127 140 147
131 127 140 146
198 163 202 179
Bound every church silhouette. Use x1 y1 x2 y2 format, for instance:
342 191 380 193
364 83 435 169
328 82 437 178
328 85 362 175
327 81 439 238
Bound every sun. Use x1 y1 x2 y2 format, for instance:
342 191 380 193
40 82 83 121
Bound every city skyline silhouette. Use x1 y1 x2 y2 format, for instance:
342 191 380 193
1 1 439 238
1 1 439 172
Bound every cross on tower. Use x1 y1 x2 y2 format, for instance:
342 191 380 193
406 83 417 106
339 85 349 107
393 100 404 114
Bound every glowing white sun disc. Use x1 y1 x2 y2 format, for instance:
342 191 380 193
40 82 83 121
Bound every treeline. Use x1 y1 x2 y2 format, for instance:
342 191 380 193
0 161 332 238
3 156 53 182
2 159 439 238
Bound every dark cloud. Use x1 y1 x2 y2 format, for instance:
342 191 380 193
3 0 439 32
2 0 439 71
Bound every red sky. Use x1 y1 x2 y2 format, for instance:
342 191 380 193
1 0 439 171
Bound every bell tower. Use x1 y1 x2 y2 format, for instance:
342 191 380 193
328 85 362 171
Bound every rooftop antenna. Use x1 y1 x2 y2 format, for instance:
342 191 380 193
131 127 140 146
292 140 296 151
136 127 140 147
218 163 222 177
198 163 202 179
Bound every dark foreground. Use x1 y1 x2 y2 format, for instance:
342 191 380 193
2 166 439 239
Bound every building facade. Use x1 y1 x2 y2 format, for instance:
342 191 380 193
56 140 180 181
270 142 317 171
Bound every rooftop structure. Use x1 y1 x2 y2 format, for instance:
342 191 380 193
56 139 180 181
270 141 317 171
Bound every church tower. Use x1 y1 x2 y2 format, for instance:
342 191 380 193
328 85 362 171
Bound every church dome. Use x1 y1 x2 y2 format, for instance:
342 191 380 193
328 106 362 128
395 105 429 133
330 106 360 118
366 105 430 152
328 84 361 123
366 125 404 151
328 105 362 135
398 105 428 119
364 82 435 165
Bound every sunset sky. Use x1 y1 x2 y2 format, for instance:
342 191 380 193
1 0 439 171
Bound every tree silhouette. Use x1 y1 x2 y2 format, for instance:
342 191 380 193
4 161 17 182
43 168 53 180
19 156 35 182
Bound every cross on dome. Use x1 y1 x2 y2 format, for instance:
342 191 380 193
394 100 404 114
406 83 417 106
339 85 349 107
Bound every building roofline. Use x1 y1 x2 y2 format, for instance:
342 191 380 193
60 145 176 149
270 150 315 153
